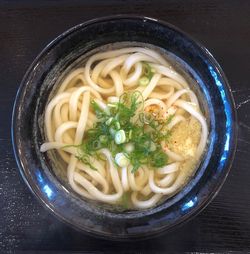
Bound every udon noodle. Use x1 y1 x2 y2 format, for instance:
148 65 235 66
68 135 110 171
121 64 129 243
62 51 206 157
40 47 208 209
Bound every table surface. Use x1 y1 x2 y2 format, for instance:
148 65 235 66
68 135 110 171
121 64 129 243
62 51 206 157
1 0 250 252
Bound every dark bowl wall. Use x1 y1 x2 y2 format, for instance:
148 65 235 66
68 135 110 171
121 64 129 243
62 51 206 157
12 16 237 240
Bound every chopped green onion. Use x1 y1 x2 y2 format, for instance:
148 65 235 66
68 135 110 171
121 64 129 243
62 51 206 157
149 142 156 152
139 76 149 86
107 103 118 108
142 62 154 80
115 130 126 144
94 99 110 114
87 129 96 135
115 121 121 130
92 140 101 150
105 117 113 126
115 152 130 167
129 130 133 140
99 135 108 144
76 91 172 173
143 62 151 76
150 150 168 168
109 127 116 137
124 143 134 153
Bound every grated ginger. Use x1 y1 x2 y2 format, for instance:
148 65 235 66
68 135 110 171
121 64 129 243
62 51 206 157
168 116 201 159
168 116 202 181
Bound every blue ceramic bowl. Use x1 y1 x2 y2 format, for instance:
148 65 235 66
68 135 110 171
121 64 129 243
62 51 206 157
12 16 237 240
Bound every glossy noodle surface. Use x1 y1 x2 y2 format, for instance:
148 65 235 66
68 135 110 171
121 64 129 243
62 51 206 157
40 47 208 209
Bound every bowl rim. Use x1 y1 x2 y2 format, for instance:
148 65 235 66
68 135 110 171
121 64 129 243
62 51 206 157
11 14 238 239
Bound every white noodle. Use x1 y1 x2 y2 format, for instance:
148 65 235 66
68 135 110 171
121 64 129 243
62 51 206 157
40 47 208 209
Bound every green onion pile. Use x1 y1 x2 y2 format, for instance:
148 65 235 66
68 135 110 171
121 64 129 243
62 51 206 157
77 91 172 173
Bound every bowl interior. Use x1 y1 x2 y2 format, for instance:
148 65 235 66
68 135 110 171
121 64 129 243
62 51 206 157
12 16 237 239
37 41 212 213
